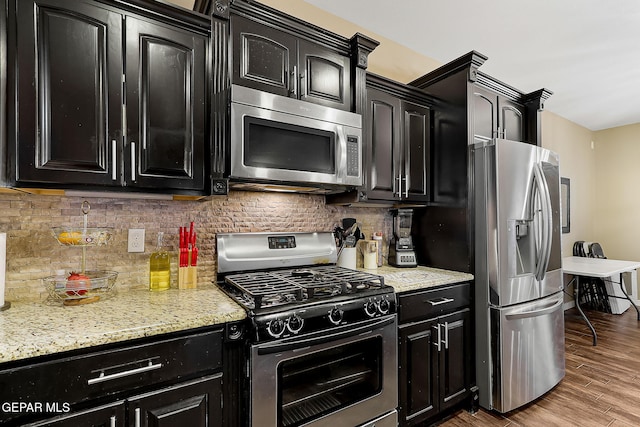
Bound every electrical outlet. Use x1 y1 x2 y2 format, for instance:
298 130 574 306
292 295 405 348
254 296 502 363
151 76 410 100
128 229 145 253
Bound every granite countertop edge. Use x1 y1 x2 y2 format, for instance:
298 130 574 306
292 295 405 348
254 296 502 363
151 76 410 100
0 285 247 365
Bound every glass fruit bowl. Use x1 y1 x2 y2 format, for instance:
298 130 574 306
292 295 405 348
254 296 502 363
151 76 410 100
52 227 113 246
43 270 118 305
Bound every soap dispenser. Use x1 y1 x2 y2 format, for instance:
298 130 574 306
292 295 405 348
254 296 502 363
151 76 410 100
149 232 170 291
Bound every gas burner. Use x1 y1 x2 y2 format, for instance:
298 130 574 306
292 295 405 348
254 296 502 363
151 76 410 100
345 281 372 291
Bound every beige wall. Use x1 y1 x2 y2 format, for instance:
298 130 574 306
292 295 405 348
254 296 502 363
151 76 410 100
593 123 640 260
541 111 598 258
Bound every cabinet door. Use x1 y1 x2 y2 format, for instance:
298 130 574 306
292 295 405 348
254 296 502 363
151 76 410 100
129 374 222 427
298 39 351 111
472 86 497 144
231 15 295 98
124 16 206 191
473 86 526 143
398 318 439 426
15 0 122 186
24 401 125 427
402 101 430 202
498 97 525 142
438 309 472 413
365 88 401 200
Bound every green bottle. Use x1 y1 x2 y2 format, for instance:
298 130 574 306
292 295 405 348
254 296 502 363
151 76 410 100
149 232 170 291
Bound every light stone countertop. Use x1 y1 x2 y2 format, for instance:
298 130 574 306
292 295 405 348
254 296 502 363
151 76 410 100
0 266 471 366
0 285 246 365
366 265 474 293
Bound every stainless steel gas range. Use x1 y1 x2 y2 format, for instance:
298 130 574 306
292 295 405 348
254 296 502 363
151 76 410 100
216 232 398 427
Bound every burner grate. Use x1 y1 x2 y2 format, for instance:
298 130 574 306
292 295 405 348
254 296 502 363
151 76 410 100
223 266 385 309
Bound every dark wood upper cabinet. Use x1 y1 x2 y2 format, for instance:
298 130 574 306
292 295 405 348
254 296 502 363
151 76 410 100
124 16 206 191
8 0 208 194
410 51 552 272
403 101 430 200
334 75 431 204
473 85 525 143
231 14 351 111
14 0 122 186
231 15 295 98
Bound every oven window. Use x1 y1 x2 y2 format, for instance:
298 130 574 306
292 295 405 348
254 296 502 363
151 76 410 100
278 337 382 427
244 117 336 174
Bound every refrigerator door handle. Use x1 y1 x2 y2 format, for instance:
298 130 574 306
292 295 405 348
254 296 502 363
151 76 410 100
533 163 553 281
504 297 563 320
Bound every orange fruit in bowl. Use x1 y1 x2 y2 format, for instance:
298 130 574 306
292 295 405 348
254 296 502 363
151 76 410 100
58 231 82 245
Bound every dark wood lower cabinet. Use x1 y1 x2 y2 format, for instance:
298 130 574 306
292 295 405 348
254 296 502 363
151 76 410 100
2 327 230 427
129 375 222 427
25 401 126 427
397 284 473 427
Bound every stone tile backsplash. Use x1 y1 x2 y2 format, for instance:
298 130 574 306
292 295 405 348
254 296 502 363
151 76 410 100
1 191 392 301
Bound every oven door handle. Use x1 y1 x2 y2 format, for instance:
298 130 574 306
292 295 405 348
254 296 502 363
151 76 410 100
256 315 395 355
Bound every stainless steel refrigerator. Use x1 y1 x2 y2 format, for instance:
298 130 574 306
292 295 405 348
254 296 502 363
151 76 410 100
473 138 565 413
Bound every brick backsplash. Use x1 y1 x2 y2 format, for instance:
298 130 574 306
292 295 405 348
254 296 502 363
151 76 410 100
0 191 393 302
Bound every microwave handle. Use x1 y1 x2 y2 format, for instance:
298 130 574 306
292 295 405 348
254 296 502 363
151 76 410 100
336 126 347 180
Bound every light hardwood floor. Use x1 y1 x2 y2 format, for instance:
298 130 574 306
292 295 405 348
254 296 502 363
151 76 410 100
437 307 640 426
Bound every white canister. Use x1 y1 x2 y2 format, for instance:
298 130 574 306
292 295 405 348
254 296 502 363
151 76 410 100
337 247 357 270
362 240 378 270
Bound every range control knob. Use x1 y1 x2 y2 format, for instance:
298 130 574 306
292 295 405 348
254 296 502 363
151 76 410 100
364 300 378 318
378 298 391 315
287 314 304 334
267 318 286 338
328 307 344 325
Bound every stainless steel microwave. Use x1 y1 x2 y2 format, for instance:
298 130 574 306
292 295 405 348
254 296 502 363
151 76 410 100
230 85 362 192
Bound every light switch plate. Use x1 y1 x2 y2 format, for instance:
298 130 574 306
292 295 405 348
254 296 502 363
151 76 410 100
128 228 145 253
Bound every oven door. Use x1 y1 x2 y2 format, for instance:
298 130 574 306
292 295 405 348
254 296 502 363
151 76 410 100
250 315 398 427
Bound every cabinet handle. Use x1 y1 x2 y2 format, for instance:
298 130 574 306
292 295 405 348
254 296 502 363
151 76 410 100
300 70 306 97
111 140 117 181
396 173 403 198
425 297 454 306
291 65 298 97
135 407 141 427
433 324 441 352
443 321 449 349
110 415 117 427
87 360 163 385
404 174 409 198
130 142 136 181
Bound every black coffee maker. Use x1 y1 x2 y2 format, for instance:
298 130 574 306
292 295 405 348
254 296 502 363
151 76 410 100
389 208 417 268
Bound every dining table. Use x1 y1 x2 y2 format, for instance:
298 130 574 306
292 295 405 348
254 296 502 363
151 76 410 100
563 256 640 345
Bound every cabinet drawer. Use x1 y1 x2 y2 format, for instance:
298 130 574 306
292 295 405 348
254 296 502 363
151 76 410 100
398 282 471 323
0 329 223 412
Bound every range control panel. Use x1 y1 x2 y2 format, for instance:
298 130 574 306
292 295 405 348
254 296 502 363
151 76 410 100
268 235 296 249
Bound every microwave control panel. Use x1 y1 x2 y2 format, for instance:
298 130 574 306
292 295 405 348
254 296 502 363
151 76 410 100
346 136 359 176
